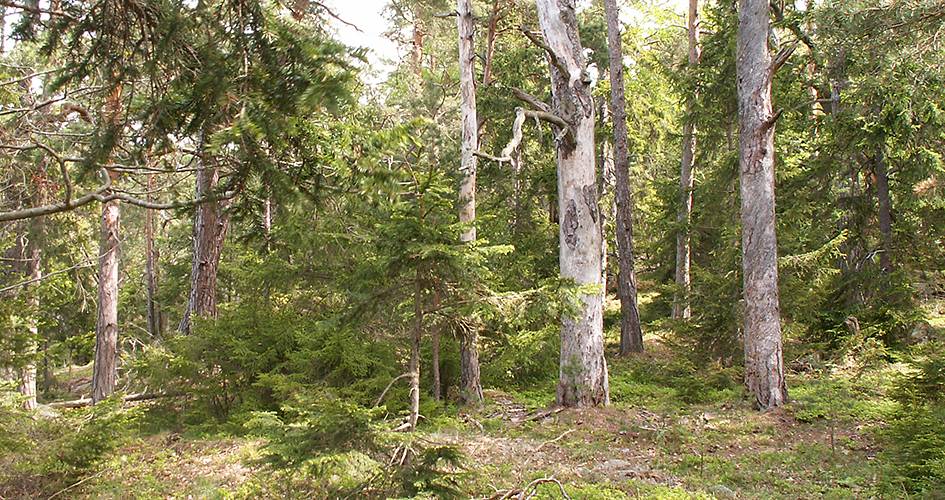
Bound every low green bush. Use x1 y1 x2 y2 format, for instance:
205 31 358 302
881 345 945 496
245 394 466 499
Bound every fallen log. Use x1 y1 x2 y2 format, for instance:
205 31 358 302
47 392 180 409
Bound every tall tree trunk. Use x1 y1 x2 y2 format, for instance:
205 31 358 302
432 291 441 402
737 0 786 410
873 149 893 274
145 174 162 339
604 0 644 355
536 0 609 407
674 0 701 320
19 212 43 410
92 197 120 404
409 268 422 430
457 0 483 407
179 162 230 335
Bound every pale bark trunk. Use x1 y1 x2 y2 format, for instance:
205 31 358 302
179 164 230 335
604 0 644 355
536 0 609 407
737 0 786 410
92 198 120 404
457 0 483 407
674 0 701 320
18 213 42 410
409 269 422 430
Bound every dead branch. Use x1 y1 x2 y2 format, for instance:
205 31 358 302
0 0 76 20
771 39 799 74
519 26 570 81
375 373 412 407
521 429 573 474
509 87 551 113
46 392 179 409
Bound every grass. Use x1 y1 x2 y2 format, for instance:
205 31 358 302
2 338 941 500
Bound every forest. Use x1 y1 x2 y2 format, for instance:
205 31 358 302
1 0 944 498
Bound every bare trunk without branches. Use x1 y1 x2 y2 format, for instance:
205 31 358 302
737 0 786 410
604 0 644 355
92 197 120 404
179 163 230 335
674 0 701 320
18 211 43 410
457 0 483 407
874 149 893 274
536 0 609 407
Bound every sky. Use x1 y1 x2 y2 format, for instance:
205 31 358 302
327 0 690 79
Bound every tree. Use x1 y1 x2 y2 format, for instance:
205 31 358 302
535 0 609 407
603 0 644 355
737 0 786 409
178 155 230 335
91 195 120 404
674 0 700 320
456 0 484 406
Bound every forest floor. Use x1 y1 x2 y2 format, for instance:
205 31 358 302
6 297 944 500
3 351 907 500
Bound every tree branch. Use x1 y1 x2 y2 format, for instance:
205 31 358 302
0 0 76 20
509 86 551 113
519 25 571 82
771 39 799 74
375 373 412 407
0 167 239 221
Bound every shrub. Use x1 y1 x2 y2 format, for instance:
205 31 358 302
881 346 945 495
246 395 466 499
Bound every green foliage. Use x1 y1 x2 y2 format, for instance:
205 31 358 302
132 301 401 428
882 347 945 494
0 395 140 497
609 352 741 408
246 395 466 500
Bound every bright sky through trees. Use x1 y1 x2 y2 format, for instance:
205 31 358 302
329 0 689 80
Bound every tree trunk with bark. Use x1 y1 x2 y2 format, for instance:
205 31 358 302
18 212 43 410
536 0 609 407
873 149 893 274
604 0 644 355
92 197 120 404
409 268 422 430
145 174 162 339
457 0 484 407
179 163 230 335
674 0 701 320
737 0 786 410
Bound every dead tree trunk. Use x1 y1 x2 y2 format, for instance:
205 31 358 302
457 0 484 407
536 0 609 407
674 0 701 320
737 0 786 409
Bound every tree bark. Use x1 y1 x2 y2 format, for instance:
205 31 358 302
737 0 786 410
179 162 230 335
409 268 422 430
873 149 893 274
536 0 609 407
92 197 120 404
457 0 483 407
18 212 43 410
145 174 162 339
674 0 701 320
604 0 644 355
